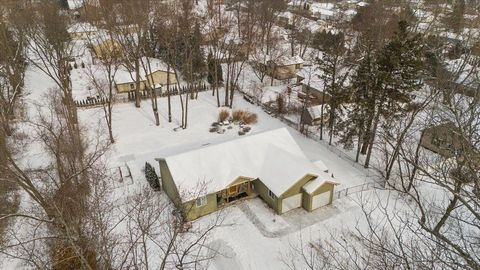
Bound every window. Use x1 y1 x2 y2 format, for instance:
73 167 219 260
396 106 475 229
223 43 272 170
195 196 207 208
130 83 135 90
295 64 301 69
268 190 276 199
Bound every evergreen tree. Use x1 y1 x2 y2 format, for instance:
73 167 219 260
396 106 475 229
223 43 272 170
207 51 223 87
338 21 425 168
144 162 160 191
314 30 350 145
190 22 205 81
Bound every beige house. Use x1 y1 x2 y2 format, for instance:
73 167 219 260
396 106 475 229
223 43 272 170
266 55 304 80
114 57 177 94
90 36 123 63
157 128 339 221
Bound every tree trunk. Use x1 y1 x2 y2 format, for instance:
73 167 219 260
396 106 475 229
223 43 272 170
134 59 141 108
364 107 381 168
167 64 172 123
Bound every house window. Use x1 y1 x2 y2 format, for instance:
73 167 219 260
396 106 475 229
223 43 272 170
295 64 301 69
130 83 135 90
195 196 207 208
268 190 276 199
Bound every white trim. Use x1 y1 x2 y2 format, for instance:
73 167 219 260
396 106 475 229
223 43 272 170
195 196 207 208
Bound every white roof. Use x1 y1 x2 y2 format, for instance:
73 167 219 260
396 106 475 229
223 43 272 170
114 57 174 85
67 22 97 34
67 0 84 9
307 105 324 120
272 55 304 66
160 128 323 202
302 172 339 194
258 145 322 196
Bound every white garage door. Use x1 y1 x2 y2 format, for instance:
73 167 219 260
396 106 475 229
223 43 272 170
311 191 331 210
282 194 302 213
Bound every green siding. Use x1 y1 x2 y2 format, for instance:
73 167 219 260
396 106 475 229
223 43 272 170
159 160 182 207
303 183 336 212
253 179 281 214
183 193 218 221
278 175 317 213
302 190 312 211
159 160 218 221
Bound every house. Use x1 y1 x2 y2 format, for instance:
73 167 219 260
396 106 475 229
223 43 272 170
259 54 304 80
157 128 339 221
297 68 331 104
114 57 177 94
67 22 98 40
301 80 331 104
310 2 336 21
302 105 326 126
90 35 123 63
420 122 473 158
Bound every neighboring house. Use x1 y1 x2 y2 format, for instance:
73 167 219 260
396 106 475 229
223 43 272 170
420 122 472 158
259 55 304 80
302 105 327 126
157 128 339 221
301 80 331 104
90 35 123 63
67 22 98 40
114 57 177 94
297 68 331 104
310 2 336 21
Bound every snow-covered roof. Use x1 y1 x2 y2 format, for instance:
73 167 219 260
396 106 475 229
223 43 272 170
67 0 84 9
307 105 324 120
310 3 336 17
114 57 174 85
159 128 325 202
67 22 98 34
302 172 339 194
272 55 304 66
259 145 323 196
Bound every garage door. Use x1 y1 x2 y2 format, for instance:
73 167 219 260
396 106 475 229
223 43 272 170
281 194 302 213
311 191 331 210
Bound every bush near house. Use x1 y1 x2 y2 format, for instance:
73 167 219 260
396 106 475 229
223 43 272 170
218 109 230 122
243 111 257 124
145 162 160 191
232 109 258 124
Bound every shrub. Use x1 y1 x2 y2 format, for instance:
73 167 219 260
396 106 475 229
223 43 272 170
238 130 245 136
243 112 258 124
73 62 78 69
218 109 230 122
232 109 246 122
209 127 218 133
144 162 160 191
243 126 251 133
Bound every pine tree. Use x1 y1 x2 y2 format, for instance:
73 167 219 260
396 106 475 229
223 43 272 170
144 162 160 191
315 31 350 145
191 22 205 81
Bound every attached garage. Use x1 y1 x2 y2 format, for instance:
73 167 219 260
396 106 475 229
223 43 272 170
311 190 332 210
281 193 302 213
302 176 339 212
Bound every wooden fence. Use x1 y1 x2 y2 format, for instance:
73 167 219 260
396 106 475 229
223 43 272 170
75 83 209 108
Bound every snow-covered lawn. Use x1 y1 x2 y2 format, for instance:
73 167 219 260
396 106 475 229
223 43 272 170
78 89 371 192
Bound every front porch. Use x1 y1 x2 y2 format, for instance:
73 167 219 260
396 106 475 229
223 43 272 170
217 180 257 207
